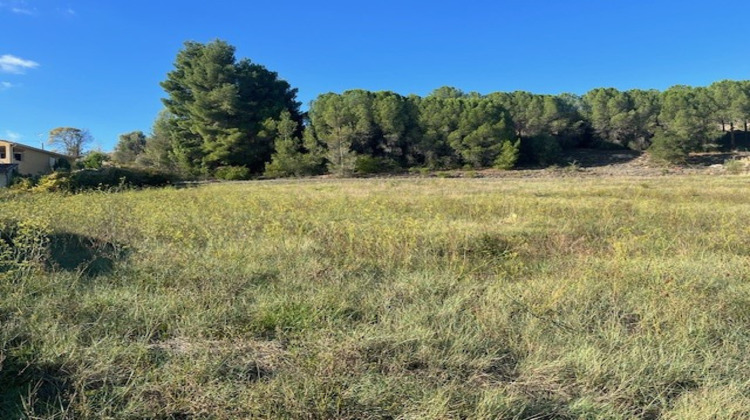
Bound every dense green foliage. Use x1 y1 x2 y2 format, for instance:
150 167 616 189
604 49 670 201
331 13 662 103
304 80 750 168
112 131 147 165
160 40 301 175
213 165 251 181
2 177 750 418
263 110 325 177
110 39 750 176
77 150 111 170
493 139 520 170
135 110 178 172
13 167 176 192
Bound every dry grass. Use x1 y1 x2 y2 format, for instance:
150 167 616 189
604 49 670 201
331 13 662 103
1 175 750 418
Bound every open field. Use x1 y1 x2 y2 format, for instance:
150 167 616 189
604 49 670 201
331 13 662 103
2 175 750 419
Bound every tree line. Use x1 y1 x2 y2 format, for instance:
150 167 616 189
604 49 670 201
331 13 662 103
110 40 750 178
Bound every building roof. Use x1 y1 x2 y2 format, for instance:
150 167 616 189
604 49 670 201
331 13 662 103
0 139 72 159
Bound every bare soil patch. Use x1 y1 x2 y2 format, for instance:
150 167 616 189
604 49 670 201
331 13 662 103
451 149 750 179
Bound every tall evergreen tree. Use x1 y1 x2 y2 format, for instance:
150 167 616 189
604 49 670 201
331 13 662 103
160 40 300 174
650 85 722 161
450 98 515 167
308 92 368 176
264 110 325 177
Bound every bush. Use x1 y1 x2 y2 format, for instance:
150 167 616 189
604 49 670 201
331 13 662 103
265 155 303 178
75 167 175 190
214 166 251 181
354 156 399 175
521 135 563 166
33 171 72 192
77 151 110 169
494 139 520 170
264 152 325 178
648 132 691 164
724 158 749 174
53 158 72 172
408 167 432 177
0 218 51 277
9 174 36 190
19 168 175 193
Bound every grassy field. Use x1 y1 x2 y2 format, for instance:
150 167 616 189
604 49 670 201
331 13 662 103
1 176 750 419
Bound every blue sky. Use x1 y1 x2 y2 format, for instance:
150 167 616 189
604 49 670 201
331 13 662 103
2 0 750 151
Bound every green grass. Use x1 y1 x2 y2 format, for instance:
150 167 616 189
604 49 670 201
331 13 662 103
2 176 750 419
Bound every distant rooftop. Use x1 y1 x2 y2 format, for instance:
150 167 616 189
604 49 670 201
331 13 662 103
0 139 72 158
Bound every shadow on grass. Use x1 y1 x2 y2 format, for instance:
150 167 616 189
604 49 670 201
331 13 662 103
561 149 642 168
48 233 129 277
0 352 73 418
685 152 739 166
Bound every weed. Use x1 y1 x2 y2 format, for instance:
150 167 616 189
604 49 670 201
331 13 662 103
724 158 748 174
1 177 749 418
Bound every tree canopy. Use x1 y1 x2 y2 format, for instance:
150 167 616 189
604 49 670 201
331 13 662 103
109 39 750 175
160 39 300 174
47 127 92 159
113 131 147 165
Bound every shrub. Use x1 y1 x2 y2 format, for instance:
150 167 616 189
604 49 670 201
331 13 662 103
493 139 520 170
9 174 36 190
70 167 174 190
0 218 51 277
724 158 749 174
648 132 691 164
408 167 432 177
521 135 563 166
354 156 399 175
265 155 303 178
264 152 325 178
53 158 72 172
264 134 326 178
33 171 73 192
27 168 175 193
214 166 251 181
77 151 111 169
563 160 582 174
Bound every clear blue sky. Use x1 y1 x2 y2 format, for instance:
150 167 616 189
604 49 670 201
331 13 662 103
2 0 749 151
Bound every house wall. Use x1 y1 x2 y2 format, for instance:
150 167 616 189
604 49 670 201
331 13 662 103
0 141 11 164
15 147 56 175
0 140 66 176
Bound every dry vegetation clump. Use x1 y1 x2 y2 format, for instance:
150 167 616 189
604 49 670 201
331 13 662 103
2 176 750 418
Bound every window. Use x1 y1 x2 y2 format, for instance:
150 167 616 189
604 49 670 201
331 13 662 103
0 146 5 159
14 152 22 161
